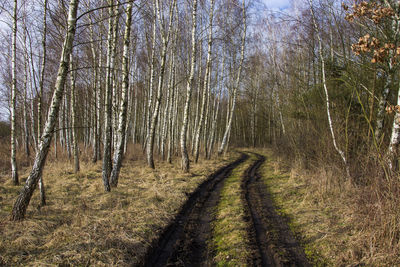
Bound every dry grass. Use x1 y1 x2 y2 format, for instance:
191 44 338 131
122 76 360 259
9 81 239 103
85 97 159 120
258 148 400 266
212 152 256 266
0 144 237 266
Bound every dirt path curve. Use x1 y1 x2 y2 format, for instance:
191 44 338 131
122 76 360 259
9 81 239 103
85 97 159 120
242 152 310 267
143 153 248 267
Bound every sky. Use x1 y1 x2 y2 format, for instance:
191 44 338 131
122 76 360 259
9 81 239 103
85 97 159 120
263 0 291 11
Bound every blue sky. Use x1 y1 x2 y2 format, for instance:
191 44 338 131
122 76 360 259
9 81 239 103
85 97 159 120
263 0 291 11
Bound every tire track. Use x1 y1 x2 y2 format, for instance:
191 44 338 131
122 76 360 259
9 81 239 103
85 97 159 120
142 153 248 267
242 152 310 267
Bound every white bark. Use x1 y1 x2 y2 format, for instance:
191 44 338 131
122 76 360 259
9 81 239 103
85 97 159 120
88 15 99 162
167 57 176 164
110 1 133 187
11 0 79 220
161 51 174 160
145 3 157 149
102 0 117 192
218 0 246 155
309 0 350 177
146 0 176 169
180 0 198 172
22 20 30 158
11 0 19 185
193 0 214 163
70 54 80 173
388 86 400 170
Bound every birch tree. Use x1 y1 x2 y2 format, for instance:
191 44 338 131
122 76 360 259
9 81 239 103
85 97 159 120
180 0 198 172
70 54 79 173
102 0 117 192
88 7 99 163
309 0 350 177
110 0 134 187
218 0 247 155
11 0 79 221
146 0 176 169
193 0 214 163
10 0 18 185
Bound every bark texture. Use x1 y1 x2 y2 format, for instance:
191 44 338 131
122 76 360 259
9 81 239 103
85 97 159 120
11 0 79 221
11 0 19 185
218 0 246 155
110 1 133 187
181 0 198 172
102 0 117 192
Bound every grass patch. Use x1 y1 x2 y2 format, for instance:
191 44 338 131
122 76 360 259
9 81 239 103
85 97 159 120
255 148 399 266
212 152 256 266
0 145 238 266
258 149 333 266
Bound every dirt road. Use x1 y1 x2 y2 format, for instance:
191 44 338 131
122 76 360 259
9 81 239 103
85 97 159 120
242 153 310 266
143 152 310 266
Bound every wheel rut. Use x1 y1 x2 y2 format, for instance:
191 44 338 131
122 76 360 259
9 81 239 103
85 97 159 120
242 152 310 267
142 153 248 267
142 152 310 267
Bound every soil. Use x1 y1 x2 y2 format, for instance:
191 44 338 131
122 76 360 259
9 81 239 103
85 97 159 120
142 152 310 267
242 152 310 267
142 153 248 267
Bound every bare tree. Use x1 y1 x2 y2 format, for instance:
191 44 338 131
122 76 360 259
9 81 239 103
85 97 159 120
70 54 79 173
102 0 117 192
193 0 215 163
10 0 18 186
218 0 247 155
146 0 176 168
180 0 198 172
11 0 80 221
110 0 134 187
308 0 350 177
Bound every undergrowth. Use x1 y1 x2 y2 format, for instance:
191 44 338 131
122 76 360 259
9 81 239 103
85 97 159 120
0 144 236 266
259 147 400 266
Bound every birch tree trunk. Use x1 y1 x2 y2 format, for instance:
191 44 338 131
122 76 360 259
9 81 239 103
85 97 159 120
97 44 103 161
191 47 202 154
145 4 157 150
207 75 223 159
386 1 400 171
193 0 214 163
132 85 137 145
309 0 350 177
70 55 79 173
181 0 198 172
207 53 224 159
37 0 50 206
65 94 71 158
30 92 38 152
110 1 133 187
388 85 400 170
167 56 176 164
38 0 48 146
102 0 116 192
146 0 176 169
218 0 246 155
111 7 120 151
11 0 79 221
375 1 399 144
88 15 99 163
10 0 19 185
22 22 30 158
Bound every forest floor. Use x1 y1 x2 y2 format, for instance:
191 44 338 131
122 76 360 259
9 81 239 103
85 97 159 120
0 146 236 266
1 146 398 266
